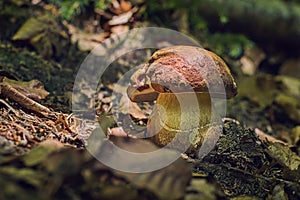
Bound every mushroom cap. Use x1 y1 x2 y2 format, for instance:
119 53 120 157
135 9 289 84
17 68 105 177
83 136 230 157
127 46 237 102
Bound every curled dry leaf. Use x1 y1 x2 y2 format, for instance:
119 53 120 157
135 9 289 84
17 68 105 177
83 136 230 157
108 7 138 26
109 0 132 15
119 0 132 12
255 128 286 145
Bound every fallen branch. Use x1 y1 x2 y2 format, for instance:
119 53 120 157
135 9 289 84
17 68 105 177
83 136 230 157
0 83 51 117
194 0 300 50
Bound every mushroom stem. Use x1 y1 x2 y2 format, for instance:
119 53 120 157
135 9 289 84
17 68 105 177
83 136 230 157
147 92 221 152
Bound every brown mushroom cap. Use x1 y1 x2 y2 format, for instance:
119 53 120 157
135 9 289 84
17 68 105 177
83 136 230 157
127 46 237 102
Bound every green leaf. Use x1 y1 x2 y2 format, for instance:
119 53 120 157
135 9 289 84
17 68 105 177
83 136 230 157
12 16 48 40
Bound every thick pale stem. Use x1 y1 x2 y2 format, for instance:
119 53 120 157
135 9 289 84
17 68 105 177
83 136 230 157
147 92 221 152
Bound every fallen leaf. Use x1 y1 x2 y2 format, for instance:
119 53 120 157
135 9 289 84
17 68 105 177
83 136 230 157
185 178 225 200
275 75 300 97
2 77 49 100
291 126 300 146
112 82 148 120
65 22 109 51
238 75 278 108
280 58 300 79
0 166 46 188
255 128 286 145
12 14 64 58
108 136 192 200
275 94 300 123
266 142 300 171
108 7 138 26
270 183 288 200
240 46 265 75
109 0 132 15
12 16 47 41
240 56 256 76
73 32 109 51
120 0 132 13
110 24 130 35
22 139 64 167
238 75 300 112
107 127 128 137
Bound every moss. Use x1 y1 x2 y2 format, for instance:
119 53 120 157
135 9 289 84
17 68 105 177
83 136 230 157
0 43 75 111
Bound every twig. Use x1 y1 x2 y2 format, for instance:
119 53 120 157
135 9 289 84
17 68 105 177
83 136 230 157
0 83 51 117
0 99 19 117
12 122 30 146
55 113 74 134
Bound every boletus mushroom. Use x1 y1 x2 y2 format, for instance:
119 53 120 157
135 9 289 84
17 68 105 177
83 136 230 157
127 46 237 156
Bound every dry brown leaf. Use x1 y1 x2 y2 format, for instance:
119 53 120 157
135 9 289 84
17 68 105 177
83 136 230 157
107 127 134 138
120 0 132 12
240 46 265 75
106 136 192 200
280 58 300 79
108 7 138 26
118 95 147 119
255 128 286 145
2 77 49 100
110 25 130 35
240 56 256 76
109 0 132 15
64 22 109 51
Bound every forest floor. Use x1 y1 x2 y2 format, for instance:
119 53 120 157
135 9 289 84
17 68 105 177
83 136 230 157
0 1 300 199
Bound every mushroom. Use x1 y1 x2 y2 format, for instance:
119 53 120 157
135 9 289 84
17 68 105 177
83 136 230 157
127 46 237 155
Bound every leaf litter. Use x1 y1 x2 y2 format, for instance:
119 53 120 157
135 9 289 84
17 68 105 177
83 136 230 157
2 1 300 198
